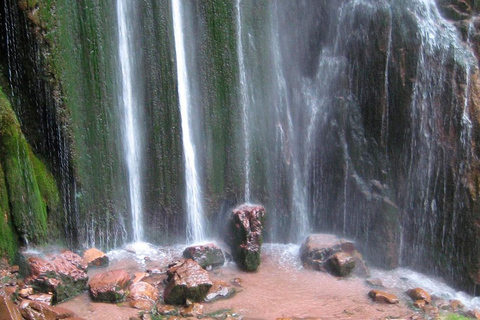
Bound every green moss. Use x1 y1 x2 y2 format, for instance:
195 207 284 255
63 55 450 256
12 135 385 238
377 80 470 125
0 160 18 261
0 86 49 244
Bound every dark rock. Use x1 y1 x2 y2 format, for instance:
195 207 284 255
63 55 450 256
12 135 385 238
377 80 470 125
226 204 266 271
204 280 235 302
163 259 213 305
26 251 88 304
368 290 399 304
88 269 131 302
406 288 431 304
127 281 159 310
299 234 342 271
326 252 355 277
0 295 22 320
82 248 109 268
183 243 225 269
19 300 75 320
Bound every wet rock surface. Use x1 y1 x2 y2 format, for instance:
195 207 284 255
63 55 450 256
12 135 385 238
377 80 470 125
19 300 75 320
407 287 431 304
88 269 131 302
299 234 367 277
0 295 22 320
82 248 109 268
163 259 213 305
127 281 159 310
226 204 266 271
183 243 225 269
204 280 235 302
26 251 88 304
368 289 399 304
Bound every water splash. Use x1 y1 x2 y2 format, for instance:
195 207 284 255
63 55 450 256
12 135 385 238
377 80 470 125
116 0 144 242
172 0 206 244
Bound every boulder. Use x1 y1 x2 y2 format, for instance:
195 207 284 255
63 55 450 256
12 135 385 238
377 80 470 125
204 280 235 302
0 295 22 320
326 252 355 277
183 243 225 269
26 251 88 304
406 288 431 304
127 281 159 310
368 290 399 304
82 248 109 268
449 299 465 311
163 259 213 305
88 269 131 302
226 204 266 271
19 300 75 320
299 234 343 270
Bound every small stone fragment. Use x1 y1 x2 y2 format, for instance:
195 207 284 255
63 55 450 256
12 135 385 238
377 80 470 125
368 289 399 304
26 293 53 304
407 288 431 304
157 304 177 315
413 299 426 308
231 277 243 287
18 287 34 298
366 278 383 287
180 303 203 317
204 280 235 302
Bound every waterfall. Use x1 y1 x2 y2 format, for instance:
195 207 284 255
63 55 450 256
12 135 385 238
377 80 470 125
172 0 206 244
116 0 143 242
236 0 252 203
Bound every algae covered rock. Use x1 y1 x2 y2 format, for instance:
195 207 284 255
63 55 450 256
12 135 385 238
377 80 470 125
163 259 212 305
226 204 266 271
26 251 88 304
88 269 131 302
183 243 225 269
326 252 356 277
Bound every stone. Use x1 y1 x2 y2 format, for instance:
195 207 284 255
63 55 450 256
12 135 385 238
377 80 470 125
365 278 383 287
180 303 203 317
18 287 34 298
132 272 149 284
26 251 88 304
127 281 159 310
422 305 439 316
466 309 480 319
19 300 75 320
82 248 109 268
413 299 426 308
368 290 399 304
157 304 177 315
351 251 370 277
204 280 235 302
183 243 225 269
449 299 465 311
325 252 355 277
406 288 431 304
231 277 243 287
88 269 131 302
299 234 343 270
226 204 266 271
163 259 213 305
26 293 53 304
0 295 22 320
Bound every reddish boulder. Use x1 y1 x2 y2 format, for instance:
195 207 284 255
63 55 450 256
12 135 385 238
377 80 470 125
127 281 159 310
88 269 131 302
83 248 109 268
299 234 343 270
19 300 75 320
26 251 88 304
183 243 225 269
226 204 266 271
204 280 235 302
163 259 213 305
368 290 399 304
0 295 22 320
406 288 431 304
326 252 355 277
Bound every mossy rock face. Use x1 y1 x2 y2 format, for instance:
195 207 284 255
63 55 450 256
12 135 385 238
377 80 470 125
227 204 266 272
88 269 131 303
182 243 225 269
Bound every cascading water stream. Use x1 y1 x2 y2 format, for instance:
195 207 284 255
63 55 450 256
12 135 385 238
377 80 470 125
236 0 251 203
116 0 143 243
172 0 206 244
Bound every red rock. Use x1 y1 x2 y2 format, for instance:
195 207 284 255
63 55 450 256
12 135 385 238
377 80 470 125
19 300 75 320
27 293 53 304
163 259 213 305
326 251 355 277
157 304 177 315
227 204 266 271
422 305 439 316
449 299 465 310
83 248 109 268
88 269 131 302
413 299 426 308
0 295 22 320
183 243 225 269
299 234 342 270
132 272 149 284
127 281 159 310
368 290 399 304
467 309 480 319
180 303 203 317
231 277 243 287
204 280 235 302
406 288 431 304
18 287 34 298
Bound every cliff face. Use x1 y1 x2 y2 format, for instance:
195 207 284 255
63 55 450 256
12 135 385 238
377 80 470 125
2 0 480 293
